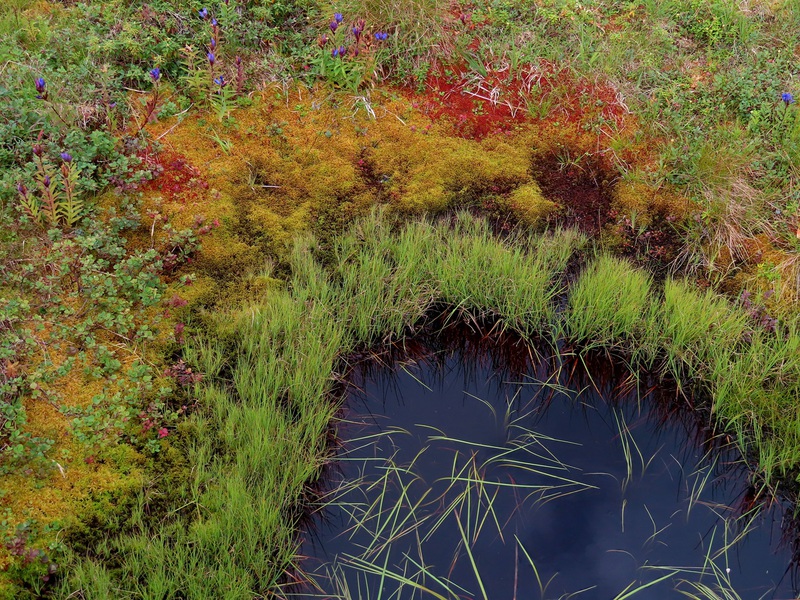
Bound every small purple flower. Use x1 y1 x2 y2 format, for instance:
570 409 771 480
782 92 795 105
17 182 28 197
34 77 47 99
329 21 338 32
334 13 343 23
213 76 226 86
207 52 215 65
150 67 160 82
60 152 72 163
198 7 208 18
332 47 339 57
43 175 51 188
209 38 217 50
211 18 218 26
338 45 346 57
375 31 388 41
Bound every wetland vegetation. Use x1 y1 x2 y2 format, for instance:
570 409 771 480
2 0 800 597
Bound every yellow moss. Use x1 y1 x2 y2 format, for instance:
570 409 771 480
507 183 559 226
0 438 142 571
613 175 693 228
612 180 653 225
140 86 548 271
194 231 260 281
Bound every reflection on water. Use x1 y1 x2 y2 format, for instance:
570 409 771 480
291 323 799 599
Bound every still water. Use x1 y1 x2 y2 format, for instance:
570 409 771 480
294 327 799 599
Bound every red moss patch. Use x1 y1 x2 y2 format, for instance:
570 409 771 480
409 58 655 173
411 69 531 139
141 151 209 204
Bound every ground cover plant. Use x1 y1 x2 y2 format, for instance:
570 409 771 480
1 0 800 597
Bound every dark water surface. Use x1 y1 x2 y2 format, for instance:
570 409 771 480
293 329 799 599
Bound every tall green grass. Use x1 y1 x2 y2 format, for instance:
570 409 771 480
567 254 653 350
58 211 800 599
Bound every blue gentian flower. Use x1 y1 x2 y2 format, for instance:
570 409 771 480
198 7 208 18
783 92 795 105
330 21 338 32
150 67 161 81
338 46 346 57
332 47 339 57
43 175 51 188
375 32 388 41
207 52 215 65
60 152 72 163
334 12 343 23
211 18 218 26
210 38 217 50
214 76 226 86
34 77 47 99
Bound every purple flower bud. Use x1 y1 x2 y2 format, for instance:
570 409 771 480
150 67 160 81
198 7 208 19
17 182 28 197
34 77 47 99
338 45 346 57
236 55 242 65
210 38 216 50
43 175 51 188
334 13 343 23
214 76 226 86
32 144 43 157
211 18 218 26
60 152 72 163
207 52 215 65
329 21 338 32
332 47 339 57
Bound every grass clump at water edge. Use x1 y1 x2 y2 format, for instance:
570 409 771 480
56 211 800 598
